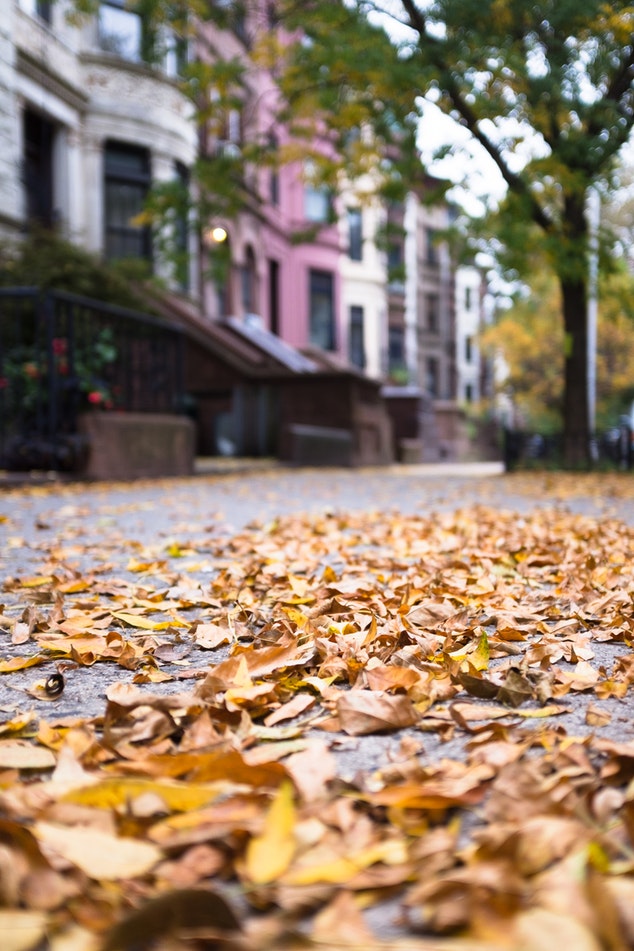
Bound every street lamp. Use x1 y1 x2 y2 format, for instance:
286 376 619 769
210 226 228 243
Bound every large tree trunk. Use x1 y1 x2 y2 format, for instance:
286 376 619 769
558 190 592 469
560 275 591 468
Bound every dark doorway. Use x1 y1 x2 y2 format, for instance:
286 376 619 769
23 109 55 228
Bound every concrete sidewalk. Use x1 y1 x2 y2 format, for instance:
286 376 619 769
0 456 506 488
194 457 506 478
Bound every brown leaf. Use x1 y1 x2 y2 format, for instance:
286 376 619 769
101 888 240 951
337 690 419 735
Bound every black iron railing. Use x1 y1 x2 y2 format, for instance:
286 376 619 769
503 426 633 471
0 288 186 471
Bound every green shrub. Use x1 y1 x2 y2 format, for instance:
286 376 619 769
0 229 153 310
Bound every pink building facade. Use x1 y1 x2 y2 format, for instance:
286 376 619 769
196 4 345 361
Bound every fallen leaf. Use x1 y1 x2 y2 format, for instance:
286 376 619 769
245 781 296 883
0 910 48 951
101 888 240 951
0 740 56 770
337 690 419 735
33 822 161 880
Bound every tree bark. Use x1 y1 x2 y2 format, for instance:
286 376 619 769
560 276 591 468
556 190 592 469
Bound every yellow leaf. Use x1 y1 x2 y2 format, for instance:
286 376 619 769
0 740 56 770
284 839 407 886
514 908 602 951
112 612 172 631
245 782 296 883
470 630 490 671
0 655 45 673
0 910 48 951
56 580 91 594
33 822 161 880
62 777 224 812
18 575 53 588
516 705 568 718
49 925 97 951
0 713 37 737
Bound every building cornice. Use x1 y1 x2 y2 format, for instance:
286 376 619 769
79 52 183 93
16 50 89 113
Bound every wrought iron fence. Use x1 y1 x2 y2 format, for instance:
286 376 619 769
0 288 185 471
503 426 633 471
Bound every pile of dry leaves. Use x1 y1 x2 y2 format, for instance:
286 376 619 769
2 492 634 950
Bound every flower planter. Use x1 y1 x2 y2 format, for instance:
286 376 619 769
77 412 195 480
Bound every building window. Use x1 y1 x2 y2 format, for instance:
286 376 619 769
241 245 256 315
465 383 474 403
268 258 280 335
348 208 362 261
104 142 151 262
36 1 52 23
309 269 335 350
174 161 189 291
349 305 365 369
426 294 439 333
305 186 331 223
426 356 439 398
425 227 439 265
304 162 331 223
387 240 405 290
211 234 232 317
268 134 279 206
99 0 144 61
165 29 188 77
465 286 472 311
465 335 473 363
388 325 405 372
267 2 278 28
21 0 52 23
23 109 55 228
210 105 243 159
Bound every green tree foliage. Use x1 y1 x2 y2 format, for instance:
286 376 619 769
272 0 634 466
0 230 152 309
482 266 634 432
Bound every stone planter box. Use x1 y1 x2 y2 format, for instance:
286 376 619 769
78 412 195 480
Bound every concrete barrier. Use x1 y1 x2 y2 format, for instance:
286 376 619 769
286 424 354 466
78 412 195 480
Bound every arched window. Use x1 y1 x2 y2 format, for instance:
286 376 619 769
241 245 257 315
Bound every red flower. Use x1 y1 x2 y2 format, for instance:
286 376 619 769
23 362 39 379
52 337 67 356
0 377 7 389
87 391 103 405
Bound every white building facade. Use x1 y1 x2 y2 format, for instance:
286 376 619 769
2 0 197 288
338 193 388 379
455 264 486 405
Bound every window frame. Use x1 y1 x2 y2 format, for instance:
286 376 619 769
98 0 144 62
349 305 365 369
426 293 439 333
388 325 405 373
309 269 336 351
347 208 363 261
304 161 332 224
22 108 56 228
103 141 152 263
426 356 439 398
425 227 439 266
